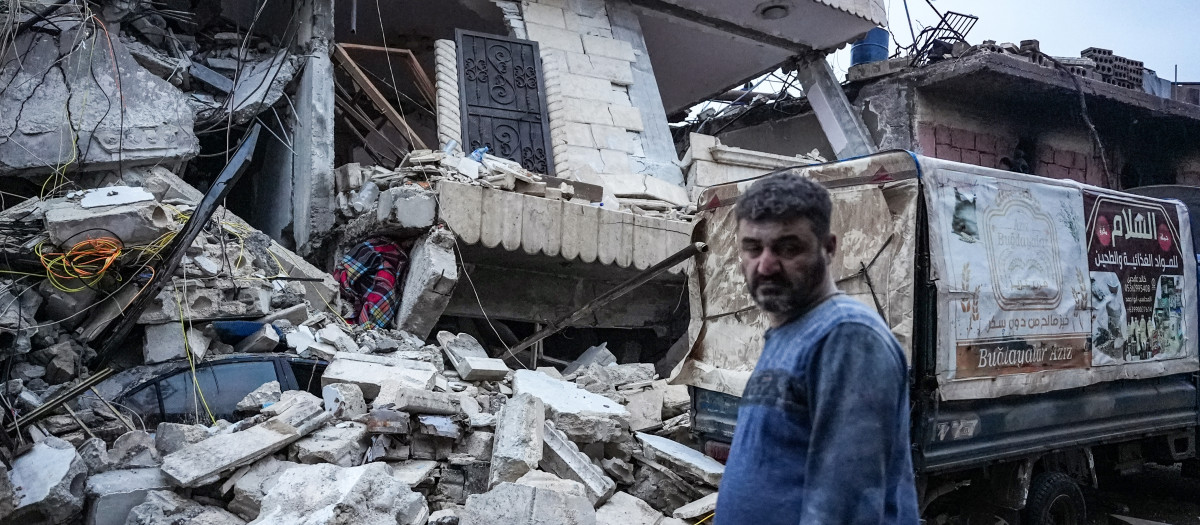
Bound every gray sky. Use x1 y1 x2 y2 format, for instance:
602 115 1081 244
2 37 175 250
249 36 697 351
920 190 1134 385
832 0 1200 81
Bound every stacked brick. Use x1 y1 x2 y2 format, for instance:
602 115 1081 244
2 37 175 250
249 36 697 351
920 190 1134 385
521 0 647 180
1081 48 1143 90
916 123 1108 187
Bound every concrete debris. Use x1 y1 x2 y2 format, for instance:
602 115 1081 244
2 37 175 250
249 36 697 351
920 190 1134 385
291 422 370 467
111 431 161 469
154 423 212 456
513 370 631 443
595 491 669 525
541 420 617 506
322 383 368 420
623 388 665 432
253 463 428 525
365 408 412 434
393 229 459 339
125 489 245 525
234 324 281 353
563 343 618 376
490 393 545 487
374 383 460 414
672 491 719 520
416 415 463 440
461 482 596 525
84 468 173 525
225 457 299 521
237 381 283 413
6 437 87 524
143 322 211 364
45 198 178 247
321 356 437 400
389 460 439 487
635 433 724 487
514 470 588 499
160 393 331 487
438 331 510 381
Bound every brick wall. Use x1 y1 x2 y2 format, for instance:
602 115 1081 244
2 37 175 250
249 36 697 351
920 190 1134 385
522 0 646 180
916 122 1109 187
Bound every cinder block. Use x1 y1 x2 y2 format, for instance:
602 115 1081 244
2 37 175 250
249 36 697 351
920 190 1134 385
949 127 975 150
608 105 643 131
581 34 635 61
525 23 583 53
522 3 567 28
934 124 952 146
934 144 961 162
959 149 981 166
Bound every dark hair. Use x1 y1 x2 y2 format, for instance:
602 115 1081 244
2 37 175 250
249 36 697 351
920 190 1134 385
735 172 832 238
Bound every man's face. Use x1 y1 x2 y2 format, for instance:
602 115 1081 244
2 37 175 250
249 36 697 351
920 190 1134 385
737 217 837 317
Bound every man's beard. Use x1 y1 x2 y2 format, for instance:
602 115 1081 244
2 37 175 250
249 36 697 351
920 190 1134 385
750 277 808 315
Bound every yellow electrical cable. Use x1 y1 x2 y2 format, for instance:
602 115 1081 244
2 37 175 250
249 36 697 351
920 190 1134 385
174 292 216 425
695 512 715 524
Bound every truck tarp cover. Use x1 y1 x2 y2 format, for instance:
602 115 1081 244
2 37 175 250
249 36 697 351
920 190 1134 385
676 152 1199 401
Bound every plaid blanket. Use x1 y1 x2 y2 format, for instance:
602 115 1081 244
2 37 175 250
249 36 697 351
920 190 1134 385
333 238 408 329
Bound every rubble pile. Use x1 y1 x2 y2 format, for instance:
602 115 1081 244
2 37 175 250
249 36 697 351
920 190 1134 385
1 318 717 524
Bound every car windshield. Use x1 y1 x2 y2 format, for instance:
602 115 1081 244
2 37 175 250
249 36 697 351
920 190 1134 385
156 360 280 425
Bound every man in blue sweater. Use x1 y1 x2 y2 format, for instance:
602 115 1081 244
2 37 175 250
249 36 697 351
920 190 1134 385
714 173 919 524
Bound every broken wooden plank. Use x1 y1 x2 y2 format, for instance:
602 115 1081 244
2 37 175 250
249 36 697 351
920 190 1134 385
337 43 436 107
332 44 427 149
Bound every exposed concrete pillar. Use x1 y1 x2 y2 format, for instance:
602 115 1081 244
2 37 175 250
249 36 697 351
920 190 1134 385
794 56 877 160
293 0 337 255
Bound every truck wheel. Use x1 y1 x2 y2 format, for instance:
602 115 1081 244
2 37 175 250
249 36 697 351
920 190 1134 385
1022 472 1086 525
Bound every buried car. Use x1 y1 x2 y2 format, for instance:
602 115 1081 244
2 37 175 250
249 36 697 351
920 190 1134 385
81 353 327 428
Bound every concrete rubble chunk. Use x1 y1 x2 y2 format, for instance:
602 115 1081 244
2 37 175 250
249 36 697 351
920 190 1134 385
461 482 596 525
44 198 177 247
0 465 13 521
78 437 115 475
125 489 245 525
596 491 667 525
437 331 510 381
237 381 282 413
160 393 332 487
154 423 211 456
455 431 494 459
541 421 616 506
623 387 665 432
627 466 696 516
45 352 76 384
227 457 299 521
563 343 617 376
235 324 281 353
365 408 412 434
573 363 657 392
512 370 631 443
321 357 437 400
252 462 429 525
322 383 368 419
635 433 724 487
318 325 360 353
143 322 211 364
672 491 719 520
287 326 337 360
428 508 460 524
489 393 545 487
291 422 369 467
374 382 460 414
600 457 635 486
6 436 87 525
393 229 459 339
514 470 587 499
365 434 409 462
659 381 690 420
111 430 161 468
388 460 438 487
84 468 172 525
415 415 462 439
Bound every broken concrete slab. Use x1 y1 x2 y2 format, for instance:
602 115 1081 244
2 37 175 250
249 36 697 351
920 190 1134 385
415 415 462 440
490 393 545 487
438 331 510 381
672 491 718 520
563 343 617 376
317 325 360 353
596 491 667 525
45 198 178 247
237 381 282 413
6 437 86 524
658 381 689 420
321 358 437 400
226 457 299 521
45 351 76 384
388 460 439 487
456 431 494 459
393 229 459 339
111 430 161 469
160 394 332 487
84 468 172 525
514 470 588 499
365 434 410 462
600 457 635 486
573 363 657 391
253 462 429 525
125 489 245 525
154 422 211 456
256 304 310 326
623 388 665 432
437 459 492 505
234 324 280 353
626 464 698 516
286 327 338 360
541 420 616 506
322 383 368 419
462 482 596 525
373 382 460 414
512 370 631 443
143 322 211 364
291 422 369 467
635 433 723 487
381 185 438 230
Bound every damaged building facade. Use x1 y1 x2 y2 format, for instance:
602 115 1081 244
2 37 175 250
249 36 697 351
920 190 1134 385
0 0 889 524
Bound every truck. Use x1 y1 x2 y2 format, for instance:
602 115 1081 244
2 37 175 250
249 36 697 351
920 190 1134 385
676 150 1200 524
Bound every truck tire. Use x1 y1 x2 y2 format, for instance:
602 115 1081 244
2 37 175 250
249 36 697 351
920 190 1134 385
1022 472 1086 525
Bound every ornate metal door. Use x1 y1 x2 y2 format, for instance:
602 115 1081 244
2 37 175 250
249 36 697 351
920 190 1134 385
456 30 553 174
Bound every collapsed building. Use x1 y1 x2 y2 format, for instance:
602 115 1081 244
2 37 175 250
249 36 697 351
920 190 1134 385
0 0 891 523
